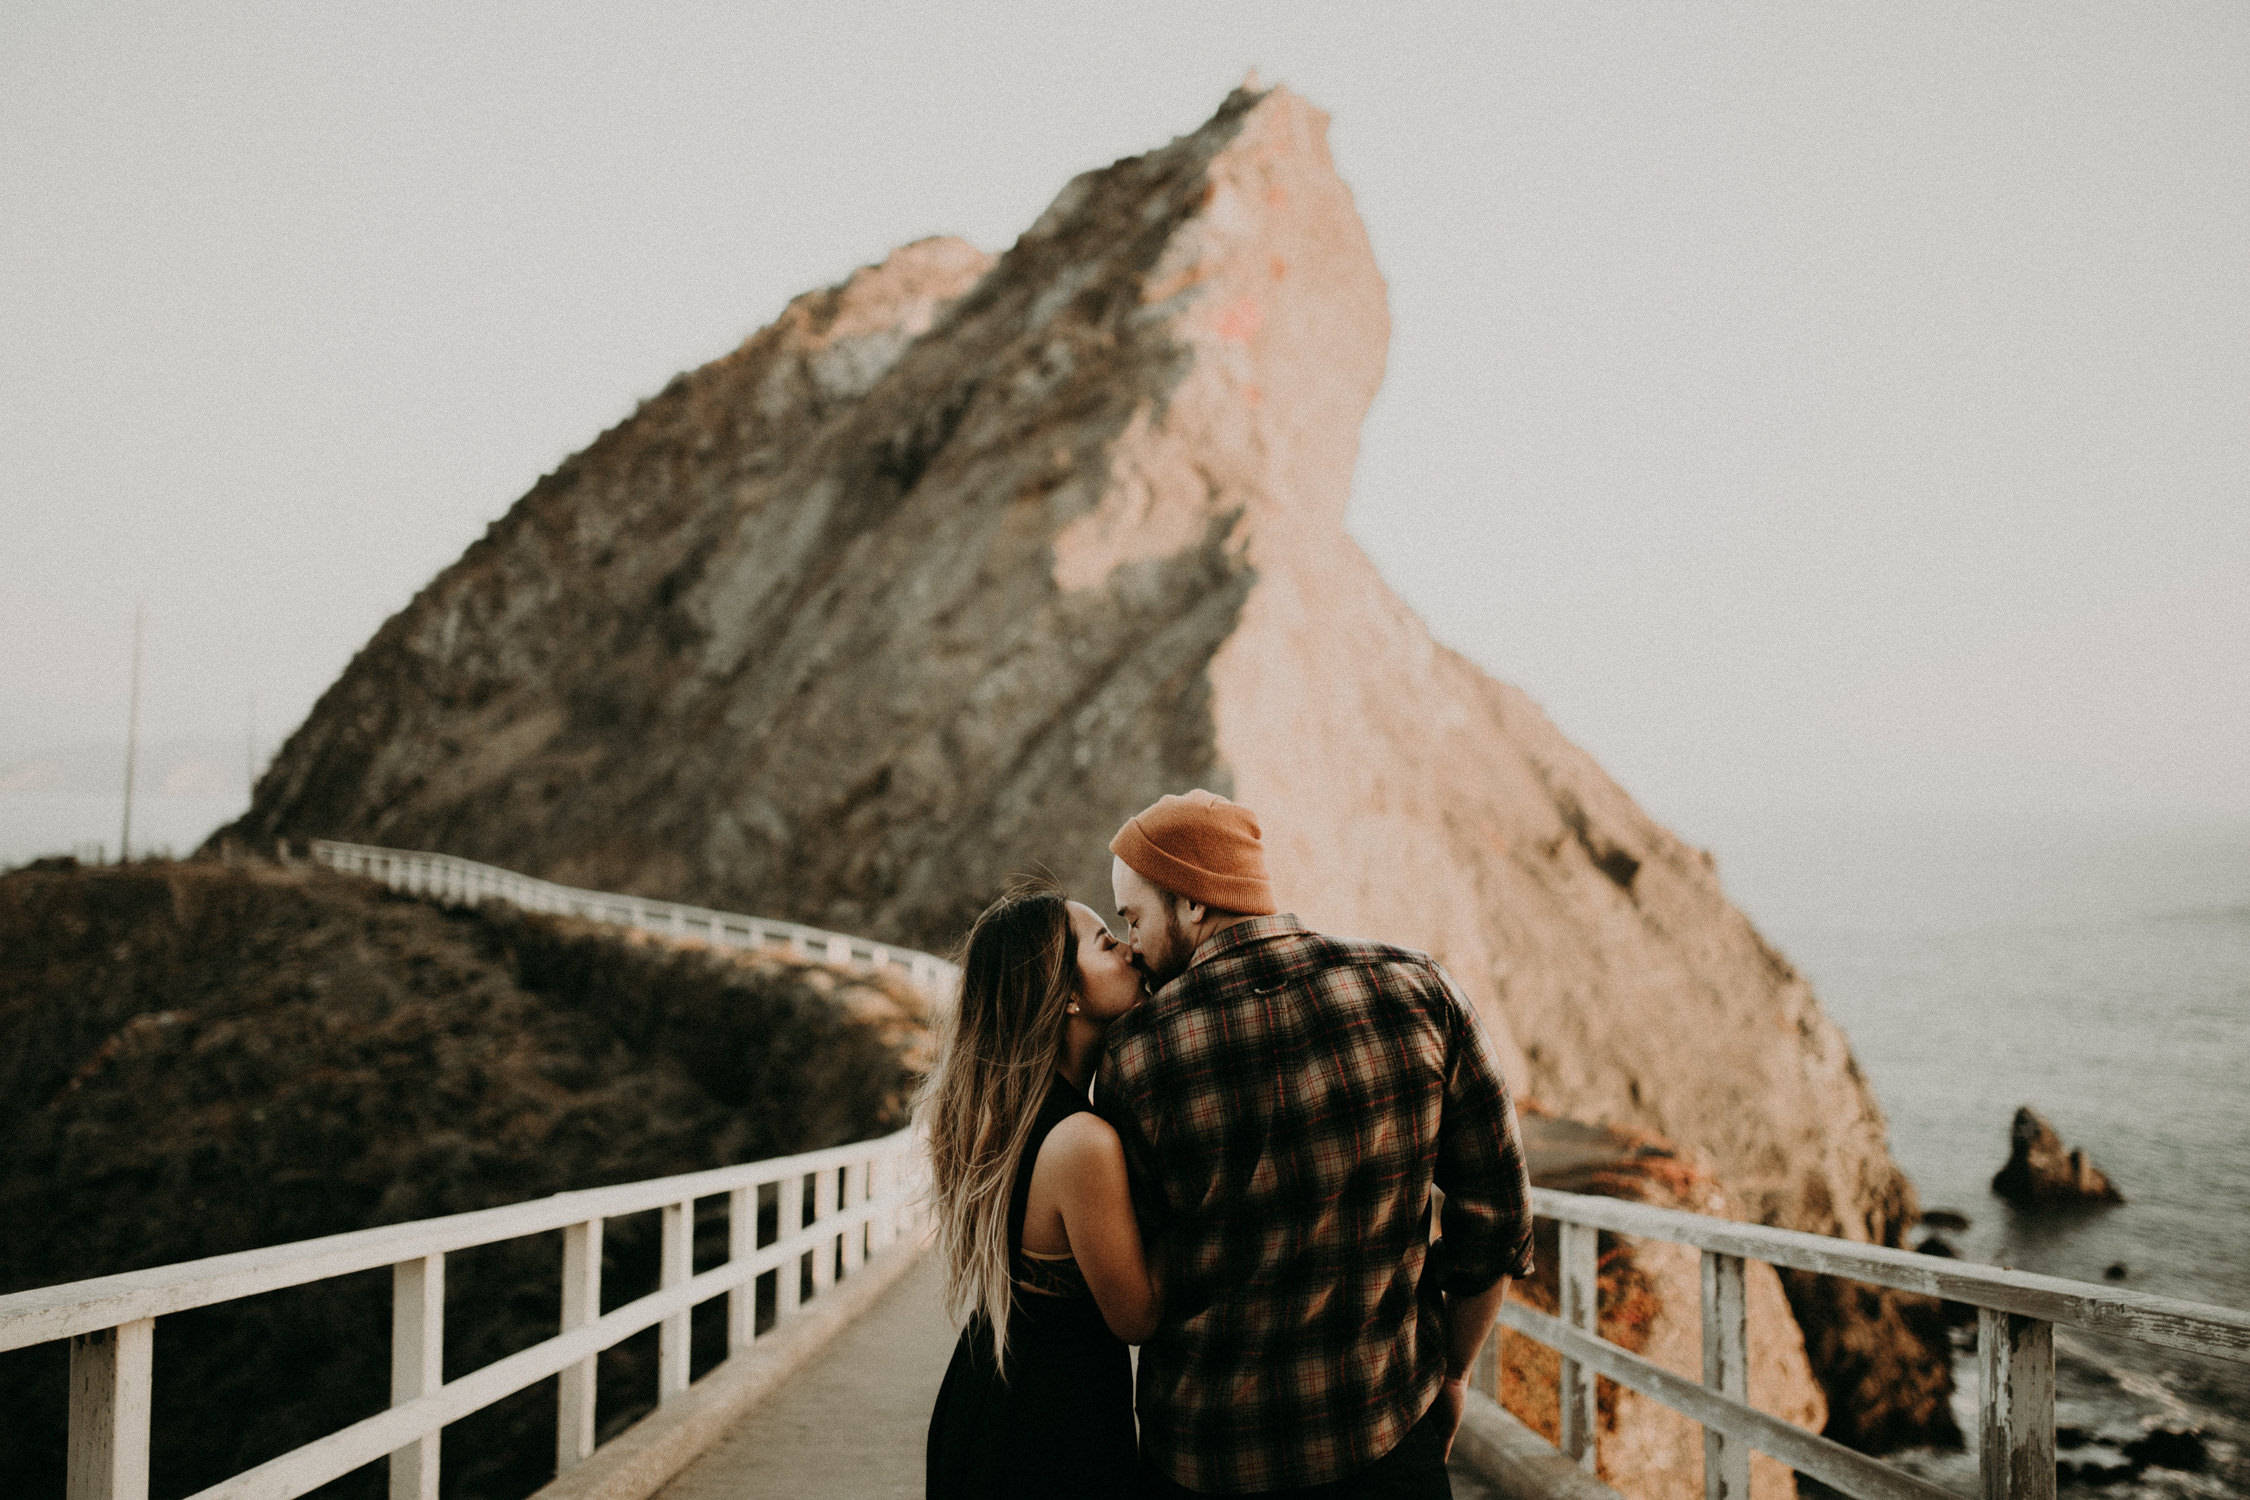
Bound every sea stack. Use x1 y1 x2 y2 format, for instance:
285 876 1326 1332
226 85 1948 1445
1993 1106 2124 1204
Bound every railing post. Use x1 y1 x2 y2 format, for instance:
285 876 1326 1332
776 1173 806 1325
390 1254 443 1500
557 1218 601 1473
728 1186 757 1353
1979 1308 2056 1500
810 1170 837 1298
67 1318 153 1500
877 1150 900 1249
857 1161 872 1264
659 1200 692 1403
865 1155 891 1255
1557 1218 1599 1473
1700 1250 1750 1500
838 1165 863 1278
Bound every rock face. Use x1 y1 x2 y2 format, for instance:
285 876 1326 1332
227 86 1945 1443
1993 1106 2123 1204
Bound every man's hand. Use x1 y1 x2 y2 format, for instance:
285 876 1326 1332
1434 1375 1470 1460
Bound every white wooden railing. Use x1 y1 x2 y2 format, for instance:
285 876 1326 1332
1478 1188 2250 1500
0 1129 924 1500
306 839 960 1002
40 838 2249 1499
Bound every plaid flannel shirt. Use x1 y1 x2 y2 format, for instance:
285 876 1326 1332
1095 914 1534 1494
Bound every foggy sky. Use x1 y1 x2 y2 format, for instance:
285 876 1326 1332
5 1 2246 869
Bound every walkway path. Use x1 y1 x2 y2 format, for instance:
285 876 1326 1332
654 1251 1503 1499
656 1253 955 1500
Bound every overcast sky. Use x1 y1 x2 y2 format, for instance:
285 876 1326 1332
5 1 2245 868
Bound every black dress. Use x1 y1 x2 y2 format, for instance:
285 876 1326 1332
927 1075 1139 1499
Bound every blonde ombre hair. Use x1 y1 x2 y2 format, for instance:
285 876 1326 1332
917 879 1079 1374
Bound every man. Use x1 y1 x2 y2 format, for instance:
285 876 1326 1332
1097 789 1535 1498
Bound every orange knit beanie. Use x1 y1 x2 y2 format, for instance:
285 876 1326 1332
1109 789 1278 916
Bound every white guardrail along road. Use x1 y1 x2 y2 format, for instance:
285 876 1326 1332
306 839 961 1001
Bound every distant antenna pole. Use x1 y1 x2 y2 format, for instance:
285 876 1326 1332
120 603 144 863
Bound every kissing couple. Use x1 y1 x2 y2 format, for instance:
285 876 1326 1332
924 790 1536 1499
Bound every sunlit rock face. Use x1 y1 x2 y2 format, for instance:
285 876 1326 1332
230 86 1945 1444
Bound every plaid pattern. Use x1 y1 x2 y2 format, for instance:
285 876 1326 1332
1096 915 1534 1494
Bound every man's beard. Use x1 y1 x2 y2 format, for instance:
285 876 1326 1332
1141 900 1194 987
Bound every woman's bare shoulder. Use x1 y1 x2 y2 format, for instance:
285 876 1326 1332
1034 1110 1123 1170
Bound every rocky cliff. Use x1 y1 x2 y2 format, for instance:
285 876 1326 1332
226 85 1946 1443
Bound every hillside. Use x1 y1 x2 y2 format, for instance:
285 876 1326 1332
0 856 915 1500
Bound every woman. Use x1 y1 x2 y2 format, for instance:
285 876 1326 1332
924 879 1159 1499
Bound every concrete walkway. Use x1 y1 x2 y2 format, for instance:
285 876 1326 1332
656 1252 958 1500
654 1250 1504 1499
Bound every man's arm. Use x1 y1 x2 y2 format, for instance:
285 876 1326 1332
1428 967 1537 1293
1424 965 1536 1457
1445 1274 1512 1381
1432 1274 1511 1458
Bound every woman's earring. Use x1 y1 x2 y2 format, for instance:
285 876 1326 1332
1067 1003 1081 1014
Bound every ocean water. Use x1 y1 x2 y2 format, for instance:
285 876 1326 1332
1708 814 2250 1493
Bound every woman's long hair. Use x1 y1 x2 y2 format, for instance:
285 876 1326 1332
917 879 1079 1374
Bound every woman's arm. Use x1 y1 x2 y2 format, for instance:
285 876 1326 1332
1036 1113 1162 1343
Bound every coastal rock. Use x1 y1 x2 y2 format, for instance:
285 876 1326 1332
225 85 1945 1444
1992 1106 2123 1204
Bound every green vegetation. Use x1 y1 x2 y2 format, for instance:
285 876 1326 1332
0 858 919 1499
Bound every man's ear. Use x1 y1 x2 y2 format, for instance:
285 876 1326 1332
1182 898 1210 928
